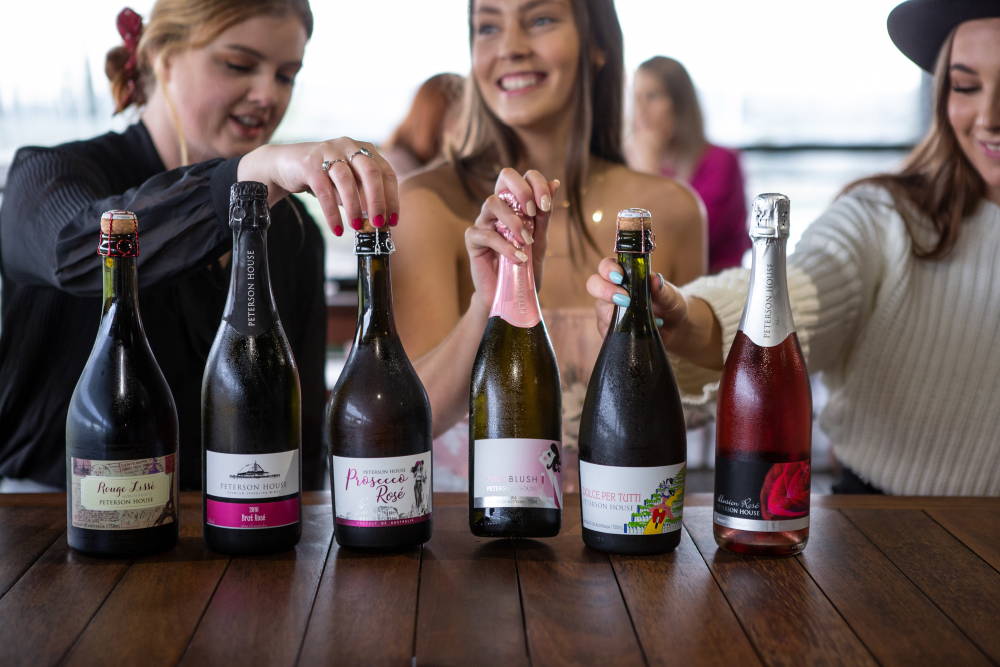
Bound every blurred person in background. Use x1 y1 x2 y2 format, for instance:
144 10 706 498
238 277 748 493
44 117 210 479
589 0 1000 496
0 0 399 492
382 73 465 177
393 0 706 490
628 56 749 273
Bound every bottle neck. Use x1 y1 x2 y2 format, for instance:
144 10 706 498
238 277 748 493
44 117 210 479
101 254 142 338
224 223 277 335
739 235 796 347
490 247 542 328
612 250 656 334
355 253 397 342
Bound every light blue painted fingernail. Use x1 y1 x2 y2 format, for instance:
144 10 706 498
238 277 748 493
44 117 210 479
612 293 630 307
655 317 664 327
609 270 624 285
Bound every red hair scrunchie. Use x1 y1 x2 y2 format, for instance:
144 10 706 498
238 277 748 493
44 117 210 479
116 7 143 107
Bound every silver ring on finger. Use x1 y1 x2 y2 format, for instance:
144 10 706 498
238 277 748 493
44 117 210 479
321 158 347 173
349 147 375 163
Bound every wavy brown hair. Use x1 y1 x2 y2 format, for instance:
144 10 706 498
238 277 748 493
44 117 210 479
845 28 985 259
451 0 625 261
105 0 313 114
637 56 707 168
386 73 465 166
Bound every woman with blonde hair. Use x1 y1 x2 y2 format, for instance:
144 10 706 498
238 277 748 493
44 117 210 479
589 0 1000 495
628 56 749 273
393 0 706 489
0 0 399 491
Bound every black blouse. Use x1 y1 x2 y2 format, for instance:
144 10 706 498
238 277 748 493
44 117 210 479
0 122 327 490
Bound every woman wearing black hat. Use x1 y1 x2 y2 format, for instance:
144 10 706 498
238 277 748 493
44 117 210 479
588 0 1000 496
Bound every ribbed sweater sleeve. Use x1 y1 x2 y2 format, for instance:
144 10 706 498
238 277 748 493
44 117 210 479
0 145 239 297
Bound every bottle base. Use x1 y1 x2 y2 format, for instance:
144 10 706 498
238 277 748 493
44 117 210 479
582 527 680 555
203 522 301 555
67 523 178 558
469 507 560 538
334 520 431 550
713 523 808 556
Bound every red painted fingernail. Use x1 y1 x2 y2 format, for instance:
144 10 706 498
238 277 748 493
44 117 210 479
351 218 363 230
373 214 385 227
389 212 399 226
334 224 343 236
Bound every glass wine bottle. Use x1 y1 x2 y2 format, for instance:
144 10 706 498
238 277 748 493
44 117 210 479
715 193 812 556
202 181 302 555
66 210 179 557
326 220 433 549
469 192 562 538
578 208 686 554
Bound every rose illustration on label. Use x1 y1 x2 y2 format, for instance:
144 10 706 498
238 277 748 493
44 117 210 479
759 460 810 520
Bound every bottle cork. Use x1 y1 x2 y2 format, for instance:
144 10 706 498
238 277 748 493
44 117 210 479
100 210 138 235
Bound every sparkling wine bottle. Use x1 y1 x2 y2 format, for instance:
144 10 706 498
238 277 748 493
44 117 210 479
578 208 686 554
326 220 433 549
469 192 562 538
66 210 179 557
715 193 812 556
202 182 302 554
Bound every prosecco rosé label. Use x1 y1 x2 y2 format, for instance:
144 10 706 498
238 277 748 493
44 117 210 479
714 455 810 532
205 450 300 529
331 452 431 527
473 438 563 510
71 454 177 531
580 461 685 535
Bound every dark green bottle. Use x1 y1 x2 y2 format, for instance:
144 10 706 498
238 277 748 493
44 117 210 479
469 192 562 538
578 208 686 554
66 210 179 557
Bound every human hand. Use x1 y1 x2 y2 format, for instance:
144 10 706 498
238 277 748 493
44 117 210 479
464 168 560 312
237 138 398 237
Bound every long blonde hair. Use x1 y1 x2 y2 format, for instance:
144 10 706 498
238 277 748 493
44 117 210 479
451 0 625 262
845 28 985 259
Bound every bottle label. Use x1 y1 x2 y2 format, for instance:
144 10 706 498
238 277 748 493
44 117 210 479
580 461 685 535
205 450 300 529
473 438 563 510
228 232 274 336
331 452 432 527
714 455 810 532
70 454 177 531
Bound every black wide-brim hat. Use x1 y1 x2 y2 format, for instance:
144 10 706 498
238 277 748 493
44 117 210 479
888 0 1000 72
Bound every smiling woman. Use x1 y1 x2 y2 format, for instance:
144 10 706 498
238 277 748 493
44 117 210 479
0 0 400 493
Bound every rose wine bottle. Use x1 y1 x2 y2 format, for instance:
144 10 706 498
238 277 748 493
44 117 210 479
469 192 562 538
715 193 812 556
202 182 302 554
578 208 686 554
326 220 433 549
66 210 179 557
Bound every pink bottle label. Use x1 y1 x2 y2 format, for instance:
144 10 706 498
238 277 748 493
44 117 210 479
473 438 563 510
205 497 300 529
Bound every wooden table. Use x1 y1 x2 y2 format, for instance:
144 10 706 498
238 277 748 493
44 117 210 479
0 493 996 666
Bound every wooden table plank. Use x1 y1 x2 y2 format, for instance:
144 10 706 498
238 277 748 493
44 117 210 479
179 505 333 667
799 508 991 666
928 508 1000 572
63 505 230 667
684 506 875 667
0 533 130 667
0 505 64 597
843 508 1000 662
611 525 761 667
297 519 421 665
414 505 528 667
516 501 646 667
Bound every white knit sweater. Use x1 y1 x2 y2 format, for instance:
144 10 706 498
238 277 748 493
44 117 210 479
674 186 1000 495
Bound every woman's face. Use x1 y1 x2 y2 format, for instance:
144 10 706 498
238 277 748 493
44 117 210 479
948 18 1000 203
161 14 307 162
633 68 673 140
471 0 580 133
